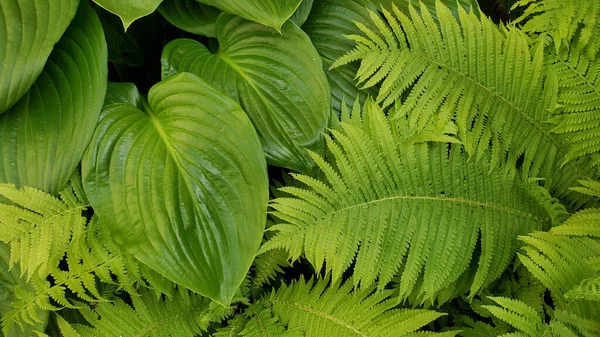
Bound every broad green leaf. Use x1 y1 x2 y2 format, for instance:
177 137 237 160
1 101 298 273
196 0 302 31
0 0 78 114
162 15 330 173
303 0 379 115
0 1 108 195
81 72 269 306
159 0 221 37
92 0 163 30
0 243 49 336
290 0 314 26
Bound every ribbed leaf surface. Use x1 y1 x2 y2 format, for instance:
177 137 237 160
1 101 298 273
0 0 78 113
196 0 301 31
82 73 268 305
158 0 220 37
162 14 330 173
0 1 107 195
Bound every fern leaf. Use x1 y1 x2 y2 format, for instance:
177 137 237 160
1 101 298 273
512 0 600 59
565 275 600 301
252 277 457 337
57 287 232 337
332 2 599 207
263 99 564 304
251 249 290 292
237 305 303 337
0 181 88 280
545 49 600 170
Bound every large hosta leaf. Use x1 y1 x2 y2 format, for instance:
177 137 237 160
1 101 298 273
196 0 301 31
303 0 379 115
162 14 330 173
0 0 78 113
82 73 269 305
92 0 163 30
0 2 107 195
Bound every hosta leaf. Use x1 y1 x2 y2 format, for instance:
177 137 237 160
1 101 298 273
303 0 379 115
92 0 163 30
196 0 302 31
290 0 314 26
81 72 269 305
162 14 330 173
0 1 107 195
159 0 221 37
0 0 78 113
0 243 49 336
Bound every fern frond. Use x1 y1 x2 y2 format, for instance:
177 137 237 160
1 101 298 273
512 0 600 59
484 296 600 337
569 179 600 198
0 181 89 279
251 249 290 292
235 305 303 337
545 49 600 169
56 287 232 337
254 277 457 337
332 2 599 207
262 99 564 304
565 275 600 301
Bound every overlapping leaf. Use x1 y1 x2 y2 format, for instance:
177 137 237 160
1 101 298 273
82 73 269 305
0 0 78 114
158 0 220 37
162 14 330 173
0 1 107 195
196 0 302 31
92 0 163 30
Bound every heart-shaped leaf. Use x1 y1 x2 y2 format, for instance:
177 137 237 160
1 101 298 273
92 0 163 30
159 0 221 37
196 0 301 31
0 1 107 195
0 0 78 114
82 73 269 305
162 14 330 173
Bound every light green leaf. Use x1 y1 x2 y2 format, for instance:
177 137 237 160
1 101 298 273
196 0 302 31
0 243 49 336
0 1 108 195
159 0 221 37
0 0 78 114
303 0 379 116
92 0 163 30
81 72 269 306
162 14 330 173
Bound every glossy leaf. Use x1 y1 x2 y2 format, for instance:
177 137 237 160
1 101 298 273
92 0 163 30
162 14 330 173
303 0 379 115
196 0 302 31
0 243 49 336
0 0 78 113
0 1 107 195
81 73 269 305
159 0 220 37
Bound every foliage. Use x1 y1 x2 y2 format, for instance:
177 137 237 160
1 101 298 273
0 0 599 336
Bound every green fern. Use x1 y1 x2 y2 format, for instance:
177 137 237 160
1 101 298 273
332 2 599 207
512 0 600 59
0 178 89 280
545 48 600 170
53 287 232 337
518 180 600 306
251 277 458 337
261 99 565 304
483 296 600 337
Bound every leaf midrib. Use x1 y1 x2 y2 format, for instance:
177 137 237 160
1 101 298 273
271 299 368 337
327 195 546 223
